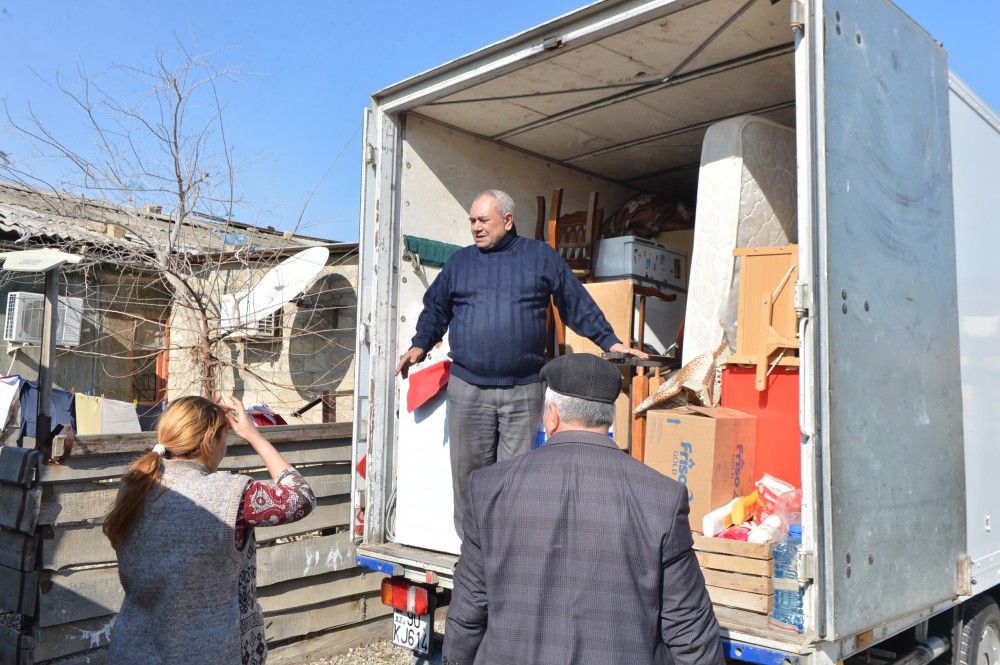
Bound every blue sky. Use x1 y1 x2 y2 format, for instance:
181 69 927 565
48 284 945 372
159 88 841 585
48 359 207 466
2 1 997 243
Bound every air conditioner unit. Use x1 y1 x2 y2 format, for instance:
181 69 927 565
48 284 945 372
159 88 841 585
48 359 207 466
220 293 281 340
4 292 84 347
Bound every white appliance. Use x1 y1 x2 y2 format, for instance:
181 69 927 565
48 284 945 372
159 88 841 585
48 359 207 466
594 236 687 290
594 237 688 356
3 292 84 346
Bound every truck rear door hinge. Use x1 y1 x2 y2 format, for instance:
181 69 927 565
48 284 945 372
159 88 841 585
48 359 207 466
794 280 810 317
790 0 805 34
798 549 817 583
957 555 973 596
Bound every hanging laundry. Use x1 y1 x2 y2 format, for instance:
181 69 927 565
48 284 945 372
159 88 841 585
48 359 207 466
101 398 142 434
74 394 103 435
0 375 23 431
19 381 75 444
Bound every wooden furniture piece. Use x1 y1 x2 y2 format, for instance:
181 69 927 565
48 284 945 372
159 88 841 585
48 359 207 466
564 279 679 458
536 188 603 355
728 245 800 391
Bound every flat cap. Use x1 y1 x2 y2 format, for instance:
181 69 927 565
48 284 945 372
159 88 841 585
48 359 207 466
541 353 622 404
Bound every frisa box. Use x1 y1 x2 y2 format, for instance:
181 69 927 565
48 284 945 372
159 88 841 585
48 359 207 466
644 406 756 532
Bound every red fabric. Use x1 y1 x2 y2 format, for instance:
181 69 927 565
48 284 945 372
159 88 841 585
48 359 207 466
234 470 316 547
406 360 452 412
247 404 287 426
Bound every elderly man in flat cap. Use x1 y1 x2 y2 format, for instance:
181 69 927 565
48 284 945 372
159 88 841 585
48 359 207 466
443 353 725 665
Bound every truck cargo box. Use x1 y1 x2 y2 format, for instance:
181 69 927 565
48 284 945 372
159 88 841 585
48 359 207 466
351 1 1000 663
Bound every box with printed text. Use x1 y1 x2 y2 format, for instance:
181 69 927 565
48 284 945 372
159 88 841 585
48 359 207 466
643 406 756 532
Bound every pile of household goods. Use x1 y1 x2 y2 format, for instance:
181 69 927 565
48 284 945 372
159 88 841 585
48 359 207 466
627 240 802 630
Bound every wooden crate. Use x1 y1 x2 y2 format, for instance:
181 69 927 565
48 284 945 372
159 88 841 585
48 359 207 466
693 534 774 615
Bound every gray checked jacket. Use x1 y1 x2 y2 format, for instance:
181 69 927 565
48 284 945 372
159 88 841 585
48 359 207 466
443 429 726 665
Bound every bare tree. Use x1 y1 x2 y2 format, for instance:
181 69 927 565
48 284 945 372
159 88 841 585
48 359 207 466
0 44 357 412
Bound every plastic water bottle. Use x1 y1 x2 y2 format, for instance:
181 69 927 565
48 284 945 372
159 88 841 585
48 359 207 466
533 425 547 449
770 524 804 632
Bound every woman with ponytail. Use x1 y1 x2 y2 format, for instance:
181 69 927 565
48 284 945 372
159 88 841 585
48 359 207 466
104 395 316 665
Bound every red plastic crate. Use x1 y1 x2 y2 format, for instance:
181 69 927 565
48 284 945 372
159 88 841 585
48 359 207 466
720 365 800 489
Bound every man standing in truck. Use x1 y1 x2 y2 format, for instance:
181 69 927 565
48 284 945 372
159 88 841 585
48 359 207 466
395 189 645 538
443 353 725 665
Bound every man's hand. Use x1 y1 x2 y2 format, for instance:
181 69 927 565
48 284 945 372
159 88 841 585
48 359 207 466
609 342 649 360
394 347 426 379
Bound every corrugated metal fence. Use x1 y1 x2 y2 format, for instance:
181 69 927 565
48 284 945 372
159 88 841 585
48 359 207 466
0 424 389 664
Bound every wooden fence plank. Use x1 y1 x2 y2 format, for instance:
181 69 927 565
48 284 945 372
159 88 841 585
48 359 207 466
245 465 350 499
264 596 366 644
52 423 352 458
255 497 351 545
0 623 34 665
38 567 123 628
33 613 115 662
257 531 356 588
40 439 352 484
40 465 349 525
0 446 41 488
258 568 382 615
0 527 39 572
0 563 37 615
267 617 392 665
39 647 107 665
41 496 350 571
38 484 117 526
0 485 41 533
42 524 114 571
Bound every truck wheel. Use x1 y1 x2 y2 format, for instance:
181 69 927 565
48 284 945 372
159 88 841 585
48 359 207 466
959 597 1000 665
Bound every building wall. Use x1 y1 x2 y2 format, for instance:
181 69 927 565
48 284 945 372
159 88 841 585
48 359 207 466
167 250 359 423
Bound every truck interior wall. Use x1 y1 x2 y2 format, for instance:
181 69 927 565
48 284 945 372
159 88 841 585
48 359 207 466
949 77 1000 583
390 115 637 554
399 115 637 246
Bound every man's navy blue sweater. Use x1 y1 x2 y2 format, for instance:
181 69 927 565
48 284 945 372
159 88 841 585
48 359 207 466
411 229 620 386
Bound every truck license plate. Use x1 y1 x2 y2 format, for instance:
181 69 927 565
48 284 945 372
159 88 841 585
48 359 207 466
392 609 431 654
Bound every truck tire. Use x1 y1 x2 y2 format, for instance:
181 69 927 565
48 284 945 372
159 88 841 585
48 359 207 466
959 596 1000 665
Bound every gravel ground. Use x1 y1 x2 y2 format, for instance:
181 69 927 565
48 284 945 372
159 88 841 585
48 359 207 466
305 619 445 665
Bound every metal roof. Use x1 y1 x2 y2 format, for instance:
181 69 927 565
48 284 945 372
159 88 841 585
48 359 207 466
0 180 335 259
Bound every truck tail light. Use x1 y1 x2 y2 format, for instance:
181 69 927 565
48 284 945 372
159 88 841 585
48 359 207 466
380 578 429 615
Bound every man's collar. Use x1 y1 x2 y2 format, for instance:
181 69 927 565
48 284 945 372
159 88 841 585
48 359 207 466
479 226 518 253
543 429 621 450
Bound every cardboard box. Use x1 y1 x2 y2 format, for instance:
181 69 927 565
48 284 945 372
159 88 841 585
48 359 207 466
645 406 756 532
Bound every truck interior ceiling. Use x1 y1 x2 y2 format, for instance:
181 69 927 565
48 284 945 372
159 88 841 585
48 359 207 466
401 0 796 223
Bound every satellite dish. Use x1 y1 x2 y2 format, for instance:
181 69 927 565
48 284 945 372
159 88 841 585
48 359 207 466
241 247 330 325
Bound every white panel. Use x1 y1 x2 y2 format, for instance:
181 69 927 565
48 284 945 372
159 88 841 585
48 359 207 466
950 79 1000 578
394 345 461 554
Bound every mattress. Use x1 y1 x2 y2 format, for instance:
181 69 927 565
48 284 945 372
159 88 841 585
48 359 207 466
682 116 798 365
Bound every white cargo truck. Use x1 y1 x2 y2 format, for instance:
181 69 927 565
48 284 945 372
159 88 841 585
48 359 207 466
350 0 1000 662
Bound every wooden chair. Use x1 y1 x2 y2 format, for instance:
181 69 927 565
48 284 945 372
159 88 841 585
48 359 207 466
536 188 603 355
